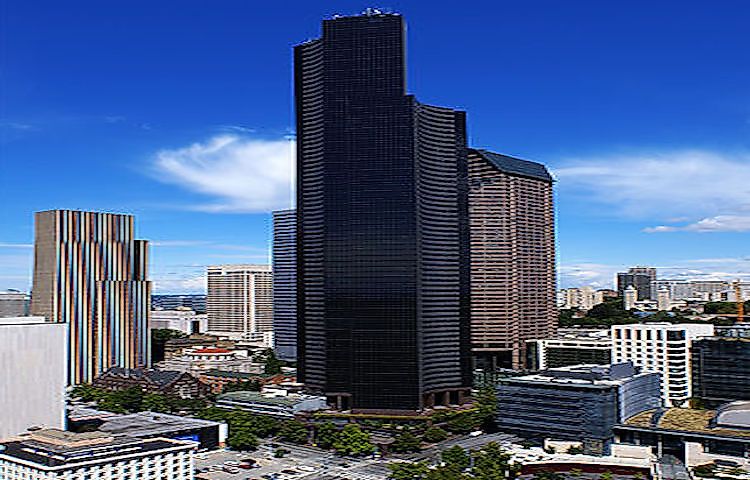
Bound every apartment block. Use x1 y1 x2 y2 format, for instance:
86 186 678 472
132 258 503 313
611 323 714 406
206 264 272 336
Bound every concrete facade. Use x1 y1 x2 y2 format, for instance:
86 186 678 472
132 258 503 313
206 264 273 336
0 317 67 439
611 323 715 406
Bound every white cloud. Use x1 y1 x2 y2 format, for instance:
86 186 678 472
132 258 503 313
0 243 33 248
645 215 750 233
559 257 750 289
559 263 623 289
553 150 750 232
152 134 295 213
151 272 207 294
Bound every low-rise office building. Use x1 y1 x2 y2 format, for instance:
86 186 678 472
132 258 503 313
93 367 210 399
216 388 327 418
615 401 750 470
496 363 661 455
151 309 208 335
0 290 29 317
0 317 67 440
692 336 750 408
197 369 289 394
611 323 714 406
527 329 612 370
98 412 227 450
0 429 195 480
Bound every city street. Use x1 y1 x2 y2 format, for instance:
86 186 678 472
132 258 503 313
193 433 523 480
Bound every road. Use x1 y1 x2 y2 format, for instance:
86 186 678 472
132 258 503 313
193 433 522 480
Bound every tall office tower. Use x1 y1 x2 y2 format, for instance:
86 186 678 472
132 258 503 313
272 209 297 362
0 317 67 439
0 290 29 317
467 149 556 369
31 210 151 385
617 266 656 300
206 264 273 336
295 11 471 411
611 323 714 406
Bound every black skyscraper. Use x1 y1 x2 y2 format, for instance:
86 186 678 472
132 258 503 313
295 11 471 411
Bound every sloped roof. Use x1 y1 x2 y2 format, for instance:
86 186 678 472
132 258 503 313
470 148 553 183
101 367 185 388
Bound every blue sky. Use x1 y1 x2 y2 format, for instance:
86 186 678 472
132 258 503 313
2 0 750 293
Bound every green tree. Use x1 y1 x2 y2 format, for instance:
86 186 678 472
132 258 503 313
391 431 421 453
197 406 231 422
315 422 338 449
474 385 497 431
426 466 470 480
533 472 565 480
441 445 470 471
111 386 144 413
422 426 449 443
97 395 127 413
599 472 614 480
278 420 309 444
142 393 172 413
388 461 428 480
70 384 108 402
252 348 284 375
471 442 519 480
332 424 374 456
445 412 479 434
227 429 258 451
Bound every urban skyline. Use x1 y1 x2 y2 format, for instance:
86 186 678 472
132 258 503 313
3 2 750 294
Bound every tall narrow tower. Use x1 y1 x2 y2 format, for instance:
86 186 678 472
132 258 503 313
31 210 150 384
272 209 298 362
295 11 471 411
467 149 556 369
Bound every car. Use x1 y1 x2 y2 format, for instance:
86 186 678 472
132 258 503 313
469 431 483 437
297 466 315 473
225 461 241 466
224 466 241 473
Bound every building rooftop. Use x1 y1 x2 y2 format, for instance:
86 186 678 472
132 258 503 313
503 362 652 389
99 367 187 388
217 390 321 407
192 348 232 354
542 328 611 342
470 149 553 183
0 429 192 468
623 405 750 439
98 411 222 437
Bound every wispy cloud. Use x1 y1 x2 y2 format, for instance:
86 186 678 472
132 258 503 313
0 243 33 248
151 134 294 213
645 215 750 233
553 149 750 232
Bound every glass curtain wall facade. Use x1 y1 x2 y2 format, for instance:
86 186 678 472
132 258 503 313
295 12 471 411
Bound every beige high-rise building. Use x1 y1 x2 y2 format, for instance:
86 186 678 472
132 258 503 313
206 264 273 336
31 210 151 385
468 149 556 369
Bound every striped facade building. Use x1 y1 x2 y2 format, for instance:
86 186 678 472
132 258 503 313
31 210 151 385
468 149 556 370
